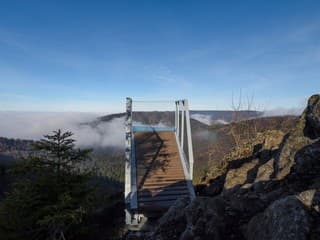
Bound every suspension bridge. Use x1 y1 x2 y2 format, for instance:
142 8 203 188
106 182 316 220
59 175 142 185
124 98 195 226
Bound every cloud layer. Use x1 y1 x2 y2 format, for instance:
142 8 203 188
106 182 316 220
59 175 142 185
0 112 125 148
263 107 304 117
191 113 229 126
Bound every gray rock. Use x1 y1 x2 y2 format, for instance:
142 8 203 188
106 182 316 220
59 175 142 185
153 196 227 240
179 226 194 240
155 197 190 240
304 94 320 139
224 159 259 190
255 158 274 182
275 94 320 179
187 196 226 240
247 196 310 240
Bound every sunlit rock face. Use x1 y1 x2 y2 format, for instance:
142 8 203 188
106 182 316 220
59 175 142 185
151 94 320 240
275 94 320 180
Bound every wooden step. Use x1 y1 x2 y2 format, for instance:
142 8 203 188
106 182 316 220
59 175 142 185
140 182 187 189
137 168 184 172
137 168 183 172
138 180 186 186
143 177 185 181
138 185 189 192
139 194 189 202
142 180 186 186
143 175 185 179
141 184 184 189
139 200 177 210
138 175 185 179
137 165 182 169
137 163 182 167
138 189 189 197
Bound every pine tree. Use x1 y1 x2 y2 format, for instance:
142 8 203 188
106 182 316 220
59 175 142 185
0 130 95 240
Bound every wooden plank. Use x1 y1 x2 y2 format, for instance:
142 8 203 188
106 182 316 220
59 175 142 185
139 201 176 210
139 194 189 202
138 173 185 178
142 181 187 187
140 185 187 191
138 189 189 197
144 177 185 181
138 185 189 192
139 200 187 210
134 131 190 211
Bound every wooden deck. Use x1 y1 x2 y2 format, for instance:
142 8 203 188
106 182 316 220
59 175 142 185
134 131 189 213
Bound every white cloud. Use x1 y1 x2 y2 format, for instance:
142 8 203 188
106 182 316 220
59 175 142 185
191 113 229 125
0 111 125 148
213 119 229 125
191 113 212 125
263 107 304 117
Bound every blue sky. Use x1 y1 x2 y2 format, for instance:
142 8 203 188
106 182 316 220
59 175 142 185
0 0 319 112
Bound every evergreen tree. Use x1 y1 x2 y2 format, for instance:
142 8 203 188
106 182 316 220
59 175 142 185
0 130 95 240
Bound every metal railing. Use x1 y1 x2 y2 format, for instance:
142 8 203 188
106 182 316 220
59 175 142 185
125 98 195 225
175 100 194 180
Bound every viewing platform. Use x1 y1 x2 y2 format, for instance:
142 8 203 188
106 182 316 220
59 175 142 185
124 99 195 226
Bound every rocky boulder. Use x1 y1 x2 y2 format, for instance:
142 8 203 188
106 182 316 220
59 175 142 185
255 158 274 182
152 94 320 240
154 197 190 240
246 196 310 240
153 196 226 240
275 94 320 179
304 94 320 139
224 159 259 190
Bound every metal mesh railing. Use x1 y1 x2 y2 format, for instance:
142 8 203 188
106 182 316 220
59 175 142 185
131 100 176 129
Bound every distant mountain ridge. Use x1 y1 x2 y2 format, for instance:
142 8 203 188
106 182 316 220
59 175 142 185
0 110 262 163
0 137 34 163
95 110 262 126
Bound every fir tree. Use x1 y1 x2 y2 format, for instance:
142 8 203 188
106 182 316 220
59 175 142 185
0 130 95 240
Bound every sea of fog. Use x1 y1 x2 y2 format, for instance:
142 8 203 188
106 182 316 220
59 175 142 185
0 112 125 148
0 108 302 148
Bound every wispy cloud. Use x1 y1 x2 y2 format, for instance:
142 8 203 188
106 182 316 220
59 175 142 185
191 113 229 125
153 66 192 89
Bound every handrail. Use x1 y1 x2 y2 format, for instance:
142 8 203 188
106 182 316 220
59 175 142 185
125 98 195 225
175 100 194 181
184 99 194 179
125 97 132 205
125 98 133 225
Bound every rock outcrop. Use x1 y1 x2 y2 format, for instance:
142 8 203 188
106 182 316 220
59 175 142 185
155 198 190 239
153 197 226 240
152 94 320 240
276 94 320 179
246 196 310 240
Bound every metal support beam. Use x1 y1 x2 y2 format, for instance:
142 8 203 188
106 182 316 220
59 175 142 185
124 98 138 225
184 99 194 180
176 101 180 137
175 132 196 200
175 102 178 132
180 101 185 150
125 97 132 205
130 136 137 210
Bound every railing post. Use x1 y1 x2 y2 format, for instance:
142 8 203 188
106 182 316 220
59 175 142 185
130 136 137 210
180 101 185 149
175 101 178 132
184 99 194 180
125 97 133 224
176 101 180 138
